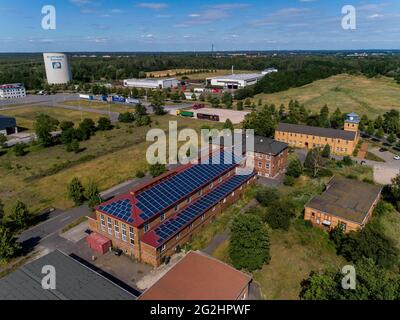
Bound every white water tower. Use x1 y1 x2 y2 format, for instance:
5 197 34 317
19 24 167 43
43 53 72 84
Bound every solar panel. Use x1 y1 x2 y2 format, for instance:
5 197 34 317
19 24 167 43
154 173 253 244
99 199 134 223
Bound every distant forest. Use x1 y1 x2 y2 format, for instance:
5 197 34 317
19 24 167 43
0 53 399 92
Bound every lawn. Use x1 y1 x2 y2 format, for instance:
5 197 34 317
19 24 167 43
0 105 102 131
252 74 400 118
61 100 135 114
0 114 222 214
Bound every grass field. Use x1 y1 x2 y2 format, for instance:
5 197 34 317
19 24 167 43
253 74 400 118
0 105 102 131
61 100 136 114
0 114 222 213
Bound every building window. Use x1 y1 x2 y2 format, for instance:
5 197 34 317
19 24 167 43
122 224 127 242
210 182 214 189
174 205 179 212
219 177 222 183
201 215 205 221
107 217 112 235
114 221 120 239
231 192 235 197
144 223 150 232
223 198 227 203
161 213 166 221
100 214 105 231
176 233 180 240
129 227 135 245
258 162 262 168
161 245 166 252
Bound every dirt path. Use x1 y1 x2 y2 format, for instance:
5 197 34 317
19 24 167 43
358 142 369 160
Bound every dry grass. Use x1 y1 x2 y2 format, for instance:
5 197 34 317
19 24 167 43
253 74 400 118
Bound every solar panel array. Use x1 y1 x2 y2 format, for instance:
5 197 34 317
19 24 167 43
153 173 253 245
98 199 134 223
136 152 241 222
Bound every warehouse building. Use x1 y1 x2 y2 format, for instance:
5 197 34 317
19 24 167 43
275 113 360 156
304 176 382 233
0 115 17 136
88 151 256 267
43 53 72 84
123 78 178 89
0 83 26 99
206 73 265 89
139 251 252 300
0 250 136 300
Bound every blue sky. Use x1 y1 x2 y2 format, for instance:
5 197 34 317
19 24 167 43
1 0 400 52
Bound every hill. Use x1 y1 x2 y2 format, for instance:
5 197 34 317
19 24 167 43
253 74 400 117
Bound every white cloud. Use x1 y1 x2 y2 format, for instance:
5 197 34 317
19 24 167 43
137 3 168 10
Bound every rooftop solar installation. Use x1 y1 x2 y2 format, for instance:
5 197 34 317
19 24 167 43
98 198 134 224
135 152 240 224
96 151 242 226
141 173 254 248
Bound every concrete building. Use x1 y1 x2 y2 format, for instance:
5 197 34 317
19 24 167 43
0 115 17 136
275 113 360 156
0 250 136 300
304 176 382 233
43 53 72 84
0 83 26 99
206 73 265 89
139 251 252 300
123 78 178 89
88 151 256 267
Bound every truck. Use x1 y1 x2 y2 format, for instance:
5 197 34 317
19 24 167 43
79 94 94 100
101 95 108 102
179 110 195 118
111 96 126 103
126 98 140 104
197 113 220 122
192 103 205 110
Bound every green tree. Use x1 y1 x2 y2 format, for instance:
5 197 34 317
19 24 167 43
376 126 385 138
342 155 353 166
223 119 234 131
264 200 295 230
255 187 279 207
387 132 397 144
68 177 86 206
0 133 7 148
97 117 112 131
367 123 375 136
118 112 135 123
149 163 167 177
229 214 270 271
14 143 27 156
286 156 303 178
9 201 30 230
34 113 59 146
79 118 96 140
60 121 74 131
242 105 278 137
85 180 102 208
322 144 331 158
0 226 20 262
236 101 244 111
304 148 323 177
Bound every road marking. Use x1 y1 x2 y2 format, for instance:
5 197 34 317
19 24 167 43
60 216 72 223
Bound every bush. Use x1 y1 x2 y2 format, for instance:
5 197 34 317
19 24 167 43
283 175 295 186
264 200 296 230
255 187 279 207
135 170 145 178
318 168 333 177
97 117 112 131
286 156 303 178
342 156 353 166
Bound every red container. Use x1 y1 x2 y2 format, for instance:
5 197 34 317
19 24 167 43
86 232 112 255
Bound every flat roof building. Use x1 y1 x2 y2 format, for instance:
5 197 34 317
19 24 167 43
0 115 17 136
275 113 361 156
0 250 136 300
305 176 382 233
123 78 178 89
0 83 26 99
207 73 265 89
139 251 252 300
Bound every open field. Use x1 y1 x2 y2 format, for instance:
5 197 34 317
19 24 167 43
61 100 136 114
0 115 222 213
253 74 400 118
0 106 102 131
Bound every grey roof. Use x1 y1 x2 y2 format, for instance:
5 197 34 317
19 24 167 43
277 122 357 141
208 73 264 81
215 133 288 156
306 176 382 224
0 250 136 300
0 115 16 131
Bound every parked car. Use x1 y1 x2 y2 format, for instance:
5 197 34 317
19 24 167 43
379 147 388 152
114 249 123 256
361 160 367 165
394 155 400 160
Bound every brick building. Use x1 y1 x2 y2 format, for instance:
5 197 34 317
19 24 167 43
139 251 252 300
88 151 256 267
213 133 288 179
304 176 382 233
275 113 360 156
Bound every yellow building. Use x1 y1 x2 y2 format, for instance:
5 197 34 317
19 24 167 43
275 113 360 156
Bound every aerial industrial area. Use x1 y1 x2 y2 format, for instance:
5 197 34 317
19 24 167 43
1 1 400 311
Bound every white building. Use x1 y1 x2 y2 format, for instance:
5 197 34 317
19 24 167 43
0 83 26 99
123 78 179 89
207 68 278 89
43 53 72 84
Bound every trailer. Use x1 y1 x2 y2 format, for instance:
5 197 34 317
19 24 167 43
126 98 140 104
192 103 205 110
79 94 94 100
101 95 108 102
197 113 220 122
111 96 126 103
179 110 195 118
